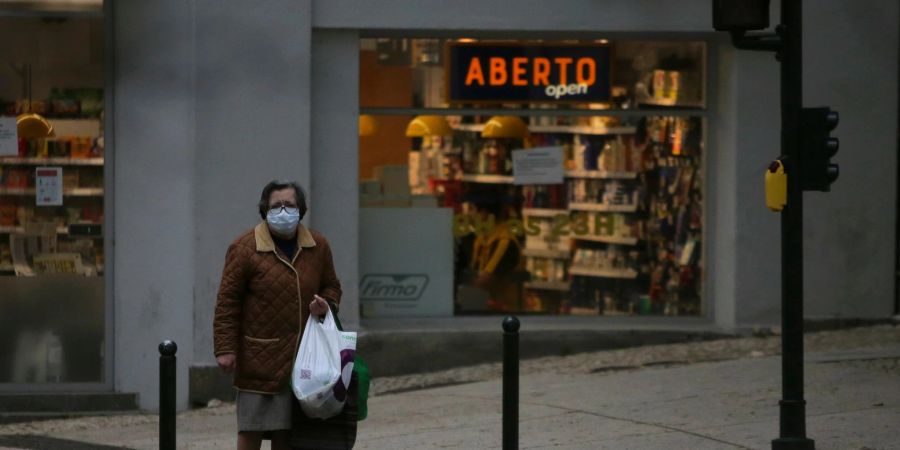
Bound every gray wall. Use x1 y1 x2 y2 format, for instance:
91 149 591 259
803 1 898 319
709 41 739 330
191 0 312 369
113 0 195 411
709 0 899 327
310 30 361 330
113 0 312 410
313 0 715 32
732 50 782 328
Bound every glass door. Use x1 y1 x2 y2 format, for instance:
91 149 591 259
0 4 109 389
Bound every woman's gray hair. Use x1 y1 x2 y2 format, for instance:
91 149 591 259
258 180 308 220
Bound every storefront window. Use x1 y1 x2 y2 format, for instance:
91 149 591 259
359 38 705 318
0 12 106 384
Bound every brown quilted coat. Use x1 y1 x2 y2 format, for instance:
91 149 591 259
213 222 342 393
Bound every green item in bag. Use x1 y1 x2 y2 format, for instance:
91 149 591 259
354 356 370 421
326 302 369 421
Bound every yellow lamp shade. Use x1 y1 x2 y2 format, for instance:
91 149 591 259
405 115 452 137
17 113 54 139
359 114 377 137
481 115 528 139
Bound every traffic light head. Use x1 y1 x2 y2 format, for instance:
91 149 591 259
713 0 771 32
800 107 840 191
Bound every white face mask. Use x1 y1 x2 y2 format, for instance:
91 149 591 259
266 206 300 237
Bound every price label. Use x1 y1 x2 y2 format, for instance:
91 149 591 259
36 167 63 206
0 117 17 156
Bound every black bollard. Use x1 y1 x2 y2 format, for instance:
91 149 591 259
502 316 520 450
159 340 177 450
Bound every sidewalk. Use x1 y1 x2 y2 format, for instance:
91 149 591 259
0 325 897 449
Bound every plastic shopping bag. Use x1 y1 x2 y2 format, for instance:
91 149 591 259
291 308 357 419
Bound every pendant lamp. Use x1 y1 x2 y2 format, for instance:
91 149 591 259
17 64 54 139
481 115 528 139
359 114 377 137
405 115 452 137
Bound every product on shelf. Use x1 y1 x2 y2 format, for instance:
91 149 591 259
0 114 105 277
449 113 703 317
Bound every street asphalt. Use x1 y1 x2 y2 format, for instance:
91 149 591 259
0 332 897 449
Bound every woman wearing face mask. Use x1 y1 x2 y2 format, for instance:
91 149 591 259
213 179 342 450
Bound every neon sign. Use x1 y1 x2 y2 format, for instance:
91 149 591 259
447 43 611 103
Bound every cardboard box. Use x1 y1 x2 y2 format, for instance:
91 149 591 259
376 165 411 196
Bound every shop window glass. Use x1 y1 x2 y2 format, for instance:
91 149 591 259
359 38 705 318
0 15 106 384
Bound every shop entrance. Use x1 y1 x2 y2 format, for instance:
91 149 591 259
358 37 709 320
0 3 111 391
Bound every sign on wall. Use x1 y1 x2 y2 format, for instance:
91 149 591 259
446 43 611 103
360 274 429 302
0 117 17 156
513 146 565 185
36 167 63 206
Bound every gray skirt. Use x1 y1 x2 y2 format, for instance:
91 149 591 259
236 388 294 432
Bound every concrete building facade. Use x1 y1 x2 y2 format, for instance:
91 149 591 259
1 0 896 410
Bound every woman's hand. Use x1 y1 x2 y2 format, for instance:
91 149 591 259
216 353 236 374
310 294 329 317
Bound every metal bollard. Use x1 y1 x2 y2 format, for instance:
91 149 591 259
502 316 520 450
159 340 177 450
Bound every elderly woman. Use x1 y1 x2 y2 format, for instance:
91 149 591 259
213 180 342 450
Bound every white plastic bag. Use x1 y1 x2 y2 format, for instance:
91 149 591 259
291 308 357 419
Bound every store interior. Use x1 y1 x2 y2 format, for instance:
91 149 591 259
0 15 105 383
359 38 706 318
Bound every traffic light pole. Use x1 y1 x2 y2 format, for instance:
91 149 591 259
773 0 814 448
722 0 826 447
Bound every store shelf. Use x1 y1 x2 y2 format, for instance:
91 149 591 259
0 225 103 236
569 266 639 279
47 118 103 138
0 265 104 276
529 125 636 135
568 202 639 213
521 208 568 218
638 99 706 109
460 174 514 184
453 123 637 136
454 123 485 132
0 157 103 166
524 280 571 291
0 225 64 234
522 248 570 259
0 187 104 196
565 170 638 180
572 234 639 245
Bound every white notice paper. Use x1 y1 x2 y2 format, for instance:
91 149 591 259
512 146 564 185
0 117 18 156
36 167 63 206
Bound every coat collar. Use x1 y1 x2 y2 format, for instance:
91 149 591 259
254 222 316 253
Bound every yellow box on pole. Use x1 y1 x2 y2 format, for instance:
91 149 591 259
765 160 787 212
